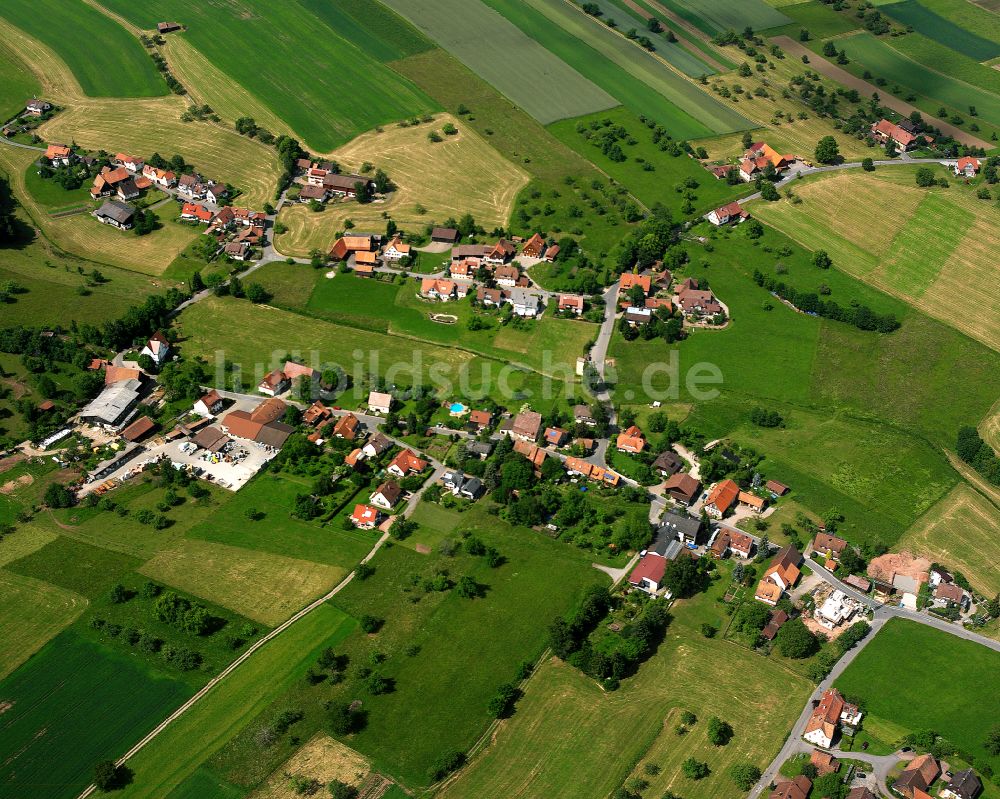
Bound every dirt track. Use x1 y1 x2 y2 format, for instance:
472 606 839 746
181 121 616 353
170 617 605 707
771 36 992 149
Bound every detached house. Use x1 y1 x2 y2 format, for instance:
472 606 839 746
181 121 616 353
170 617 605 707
941 769 983 799
707 201 749 226
494 264 521 288
95 200 135 230
387 449 428 478
628 553 667 595
141 331 171 366
894 754 940 799
367 391 392 415
351 504 381 529
483 239 516 265
45 143 73 167
740 141 793 182
616 425 646 454
370 479 403 510
382 235 411 261
652 450 682 477
763 545 802 591
362 432 392 459
558 294 584 315
664 473 700 505
193 390 224 417
507 410 542 442
620 272 651 296
142 164 176 187
812 532 847 562
24 98 51 117
421 278 469 301
257 369 290 397
954 156 981 177
675 285 722 317
181 202 213 224
332 413 360 440
509 288 543 317
113 153 144 173
770 776 812 799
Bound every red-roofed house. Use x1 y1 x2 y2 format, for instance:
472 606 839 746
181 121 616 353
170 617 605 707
333 413 360 440
628 553 667 595
558 294 584 315
871 119 917 151
45 143 72 166
954 156 981 177
351 504 381 529
707 201 749 226
387 449 428 478
370 480 403 510
258 369 290 396
616 425 646 454
521 233 546 258
141 164 176 187
620 273 651 295
770 776 812 799
421 278 458 301
181 202 214 223
704 479 739 518
113 153 144 172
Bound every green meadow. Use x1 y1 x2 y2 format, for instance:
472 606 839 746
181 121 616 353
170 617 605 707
0 0 166 97
0 42 40 122
97 0 438 151
881 0 1000 60
835 619 1000 773
0 632 193 799
667 0 791 33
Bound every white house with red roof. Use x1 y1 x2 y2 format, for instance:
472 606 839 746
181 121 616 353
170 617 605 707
954 156 981 177
707 201 749 226
351 504 381 529
628 553 668 596
871 119 918 151
113 153 144 173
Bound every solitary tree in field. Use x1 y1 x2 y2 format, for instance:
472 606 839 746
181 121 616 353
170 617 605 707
729 763 762 791
682 758 710 780
862 157 875 172
814 136 840 165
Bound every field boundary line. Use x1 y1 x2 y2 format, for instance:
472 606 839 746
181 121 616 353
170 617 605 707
74 531 391 799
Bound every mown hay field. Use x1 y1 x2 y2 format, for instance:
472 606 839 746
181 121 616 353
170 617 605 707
899 483 1000 595
139 539 346 626
438 566 809 799
379 0 617 125
97 0 438 152
0 0 165 98
0 631 192 799
751 167 1000 353
275 114 528 255
0 570 87 679
248 734 370 799
113 605 356 799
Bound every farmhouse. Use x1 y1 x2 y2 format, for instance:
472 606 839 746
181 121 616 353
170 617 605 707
140 331 170 366
894 754 940 799
370 480 403 510
95 200 135 230
483 239 516 265
707 201 749 226
24 98 52 117
351 504 381 529
494 264 521 288
620 272 651 296
323 173 371 197
520 233 547 258
664 472 700 505
329 235 374 261
615 425 646 454
193 390 224 417
704 479 739 518
802 688 862 748
367 391 392 415
871 119 918 151
221 398 294 449
387 449 428 478
628 553 667 595
142 164 176 187
954 156 981 177
382 235 411 261
740 142 793 182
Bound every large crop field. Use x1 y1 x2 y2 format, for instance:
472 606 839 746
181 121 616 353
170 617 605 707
0 0 165 98
485 0 750 135
750 167 1000 353
836 32 1000 127
899 484 1000 595
665 0 791 33
835 619 1000 772
439 562 810 799
275 114 527 250
111 605 356 799
96 0 438 152
897 0 1000 46
377 0 616 125
881 0 1000 60
0 631 193 799
0 570 86 679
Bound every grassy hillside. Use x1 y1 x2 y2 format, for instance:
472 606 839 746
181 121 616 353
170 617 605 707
0 0 166 97
0 40 40 122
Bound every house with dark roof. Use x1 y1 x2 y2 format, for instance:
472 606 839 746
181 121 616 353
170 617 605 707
812 532 848 562
370 479 403 510
761 608 788 640
652 450 682 477
658 510 702 546
941 768 983 799
95 200 135 230
431 226 459 243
